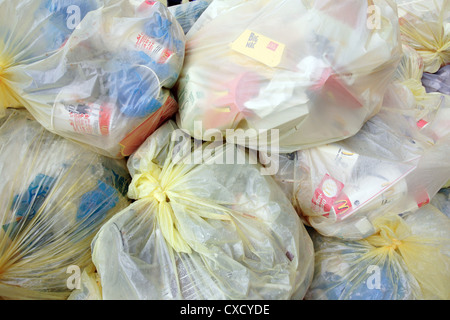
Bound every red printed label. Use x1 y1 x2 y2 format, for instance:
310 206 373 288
312 174 345 213
416 119 428 129
415 191 430 208
53 101 112 136
135 33 174 64
99 104 111 135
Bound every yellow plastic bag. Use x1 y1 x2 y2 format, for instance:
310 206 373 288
0 0 104 117
0 110 131 300
0 0 185 158
393 44 427 104
390 43 449 128
304 204 450 300
396 0 450 73
91 120 315 300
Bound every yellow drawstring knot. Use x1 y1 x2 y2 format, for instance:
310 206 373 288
127 163 169 204
0 54 23 114
152 187 167 203
388 238 402 250
126 161 192 253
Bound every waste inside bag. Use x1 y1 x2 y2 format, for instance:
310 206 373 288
91 120 314 300
388 43 448 129
176 0 402 153
262 79 450 240
0 109 131 300
304 205 450 300
0 0 103 115
168 0 212 34
392 44 428 105
431 188 450 218
0 0 185 158
395 0 450 73
422 65 450 96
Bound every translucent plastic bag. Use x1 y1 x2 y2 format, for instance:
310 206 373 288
304 205 450 300
91 120 314 300
264 78 450 240
431 188 450 218
0 0 185 158
395 0 450 73
387 43 448 129
0 0 103 114
422 65 450 96
0 110 131 300
176 0 402 153
392 44 427 105
168 0 212 34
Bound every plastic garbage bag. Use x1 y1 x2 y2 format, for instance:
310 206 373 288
168 0 212 34
304 205 450 300
389 44 448 128
0 0 104 114
262 78 450 240
422 65 450 96
392 44 427 105
90 120 314 300
431 188 450 218
176 0 402 153
395 0 450 73
0 0 185 158
0 109 131 300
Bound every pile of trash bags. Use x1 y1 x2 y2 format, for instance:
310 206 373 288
0 0 185 158
0 0 449 301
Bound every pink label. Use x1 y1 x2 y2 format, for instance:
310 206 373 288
266 41 279 51
416 119 428 129
138 0 156 10
312 174 345 213
415 191 430 208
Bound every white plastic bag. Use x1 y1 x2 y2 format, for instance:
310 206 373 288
262 44 450 239
168 0 212 34
176 0 402 153
0 0 185 158
0 110 131 300
91 120 314 300
264 79 450 240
